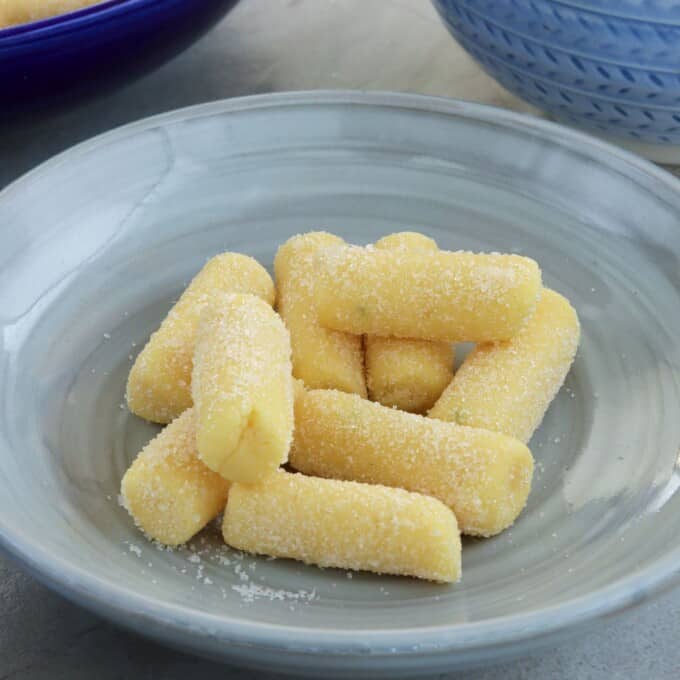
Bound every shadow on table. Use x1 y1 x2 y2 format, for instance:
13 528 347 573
0 19 274 190
2 549 678 680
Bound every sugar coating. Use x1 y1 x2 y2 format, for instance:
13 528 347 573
365 233 454 413
290 388 534 536
429 289 580 443
126 253 274 424
366 338 454 413
192 293 294 484
231 583 317 604
0 1 101 27
274 232 366 396
312 245 542 342
223 470 461 583
120 409 230 546
371 232 439 251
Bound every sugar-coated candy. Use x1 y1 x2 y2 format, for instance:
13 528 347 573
290 388 534 536
127 253 275 424
429 288 580 442
120 408 230 546
223 470 461 582
192 293 294 483
0 1 101 27
274 232 366 396
365 232 454 413
313 245 541 342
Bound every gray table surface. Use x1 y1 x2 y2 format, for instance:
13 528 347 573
1 1 679 678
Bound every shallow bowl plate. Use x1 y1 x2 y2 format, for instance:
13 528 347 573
1 91 679 677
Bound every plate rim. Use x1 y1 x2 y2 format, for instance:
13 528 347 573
0 0 165 41
1 89 680 658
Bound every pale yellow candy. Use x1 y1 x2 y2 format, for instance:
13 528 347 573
0 0 101 27
366 338 454 413
365 233 454 413
223 470 461 583
371 232 439 251
126 253 275 424
290 388 534 536
313 245 541 342
430 288 580 443
192 293 293 484
274 232 366 396
120 409 229 546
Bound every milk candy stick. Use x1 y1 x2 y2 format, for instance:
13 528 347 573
121 408 230 546
430 288 580 442
365 232 454 413
290 388 534 536
223 470 461 582
192 293 293 483
274 232 366 396
313 245 541 342
127 253 275 423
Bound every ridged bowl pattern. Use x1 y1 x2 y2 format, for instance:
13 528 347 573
433 0 680 143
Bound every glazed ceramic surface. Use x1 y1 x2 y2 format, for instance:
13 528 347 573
0 0 238 115
0 92 679 676
433 0 680 145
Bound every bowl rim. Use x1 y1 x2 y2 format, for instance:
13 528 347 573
525 0 680 26
0 0 165 41
1 89 679 658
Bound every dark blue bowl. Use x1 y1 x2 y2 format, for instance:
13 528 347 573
0 0 239 116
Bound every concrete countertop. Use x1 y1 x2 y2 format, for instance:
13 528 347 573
1 1 679 678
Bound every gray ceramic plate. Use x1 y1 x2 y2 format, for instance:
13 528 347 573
1 92 679 677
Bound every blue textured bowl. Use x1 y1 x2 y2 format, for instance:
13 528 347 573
0 0 238 116
433 0 680 144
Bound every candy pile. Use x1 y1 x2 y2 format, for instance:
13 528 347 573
121 232 580 583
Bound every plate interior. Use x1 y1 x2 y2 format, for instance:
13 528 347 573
1 94 679 649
